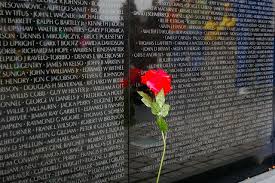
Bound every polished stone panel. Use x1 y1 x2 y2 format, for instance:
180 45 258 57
0 0 274 182
128 0 274 182
0 0 128 182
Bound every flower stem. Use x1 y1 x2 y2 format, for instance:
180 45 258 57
156 132 167 183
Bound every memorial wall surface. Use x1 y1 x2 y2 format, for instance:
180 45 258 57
0 0 274 183
0 0 128 182
129 0 274 182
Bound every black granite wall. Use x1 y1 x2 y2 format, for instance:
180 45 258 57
0 0 274 182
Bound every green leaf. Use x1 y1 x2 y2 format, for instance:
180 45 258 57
156 89 165 107
141 98 151 108
156 117 168 132
137 91 152 108
151 102 160 115
158 104 170 117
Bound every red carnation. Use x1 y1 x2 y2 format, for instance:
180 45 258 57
141 69 172 96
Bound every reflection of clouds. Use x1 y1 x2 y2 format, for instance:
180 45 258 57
98 0 125 22
134 0 153 12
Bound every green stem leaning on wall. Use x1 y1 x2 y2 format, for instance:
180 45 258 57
137 89 170 183
156 131 167 183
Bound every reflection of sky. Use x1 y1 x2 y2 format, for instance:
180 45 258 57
134 0 153 12
98 0 125 22
97 0 168 21
133 0 167 12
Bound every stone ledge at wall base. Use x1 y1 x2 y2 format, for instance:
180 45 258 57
240 169 275 183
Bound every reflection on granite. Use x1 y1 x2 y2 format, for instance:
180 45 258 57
128 0 274 182
0 0 274 182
